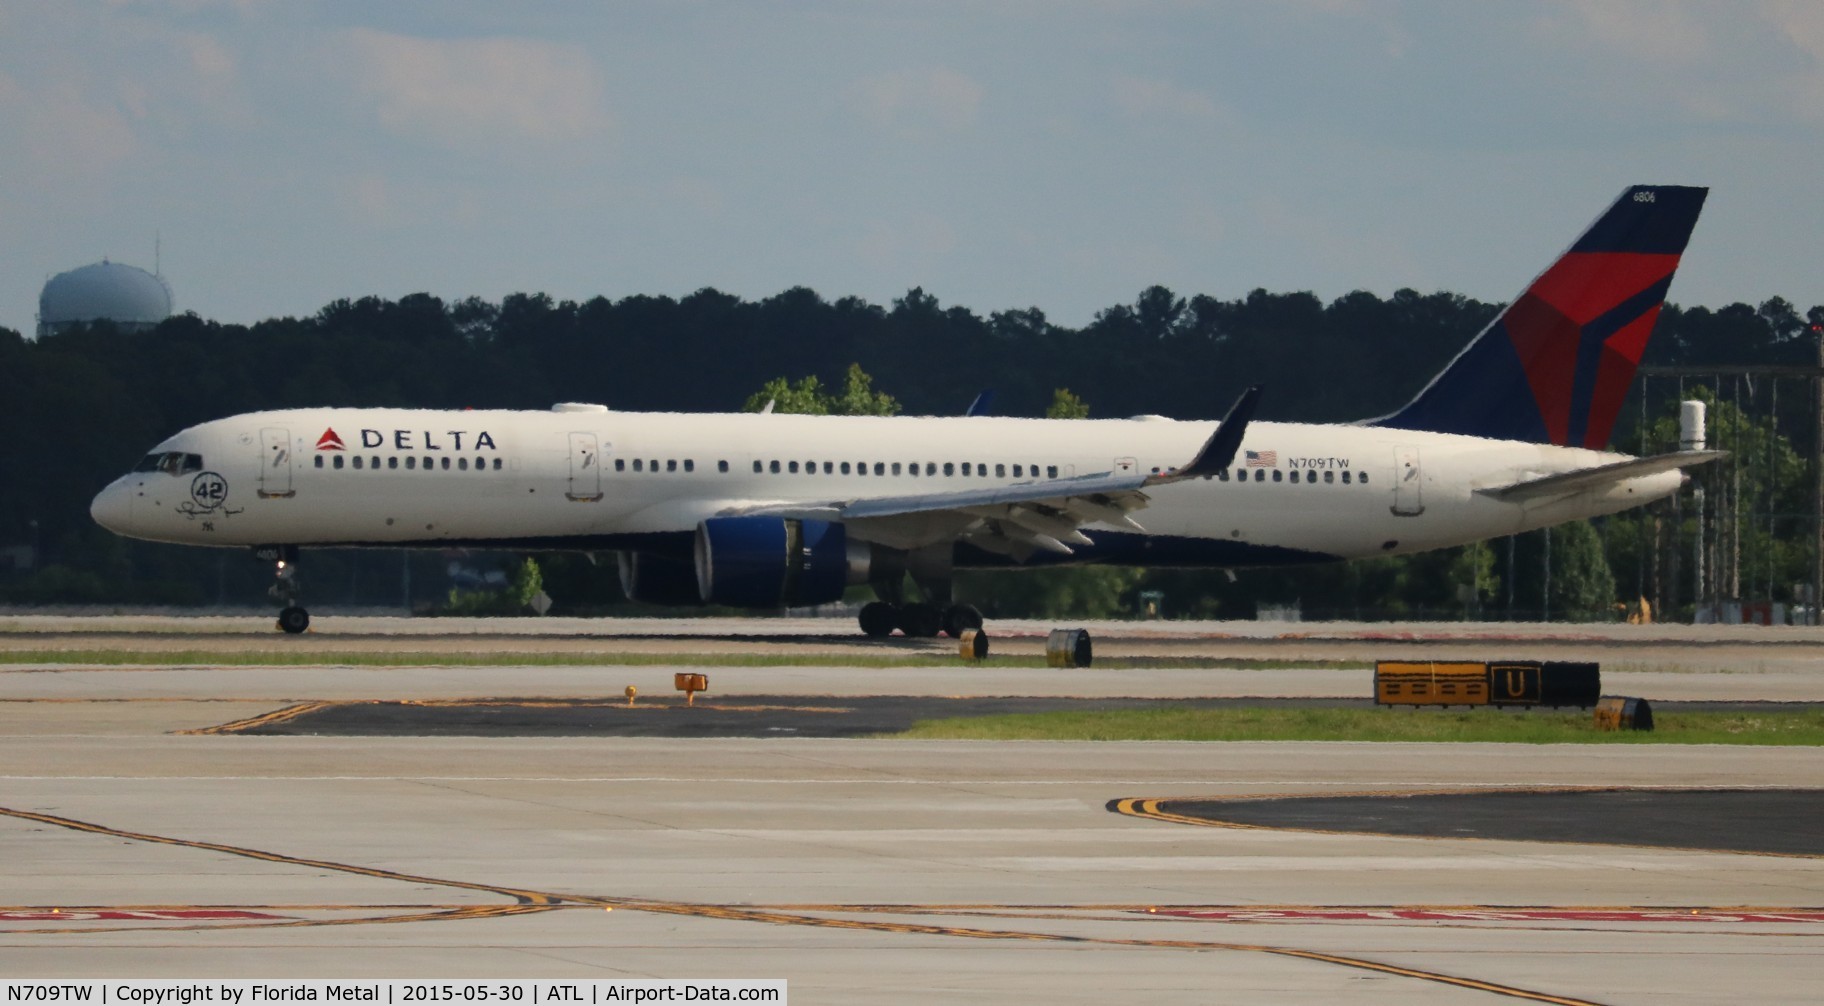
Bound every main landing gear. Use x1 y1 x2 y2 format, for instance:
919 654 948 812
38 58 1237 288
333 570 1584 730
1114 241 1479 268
257 545 309 634
856 544 981 638
857 601 982 639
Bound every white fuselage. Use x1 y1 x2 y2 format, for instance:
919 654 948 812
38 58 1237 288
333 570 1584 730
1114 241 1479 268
90 406 1683 567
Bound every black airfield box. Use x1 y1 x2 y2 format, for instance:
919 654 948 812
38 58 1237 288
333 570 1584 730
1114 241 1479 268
1375 661 1601 708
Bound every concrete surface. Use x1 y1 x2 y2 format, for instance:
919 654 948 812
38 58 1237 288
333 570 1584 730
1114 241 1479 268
0 616 1820 1004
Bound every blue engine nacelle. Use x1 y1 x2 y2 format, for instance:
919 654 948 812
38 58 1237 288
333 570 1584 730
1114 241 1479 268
694 517 859 608
617 551 703 606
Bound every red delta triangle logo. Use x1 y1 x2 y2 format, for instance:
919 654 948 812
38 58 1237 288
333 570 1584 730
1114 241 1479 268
315 428 346 451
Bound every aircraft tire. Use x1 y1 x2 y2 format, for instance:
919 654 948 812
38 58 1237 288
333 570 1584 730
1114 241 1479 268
941 604 983 638
859 601 898 637
277 606 310 635
897 602 942 638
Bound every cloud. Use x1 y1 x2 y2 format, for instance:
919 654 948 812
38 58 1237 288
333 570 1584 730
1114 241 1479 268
1110 75 1225 123
344 29 610 146
848 66 983 135
0 71 140 184
1539 0 1713 62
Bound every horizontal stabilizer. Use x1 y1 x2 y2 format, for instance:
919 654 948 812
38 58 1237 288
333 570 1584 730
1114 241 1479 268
1477 450 1725 502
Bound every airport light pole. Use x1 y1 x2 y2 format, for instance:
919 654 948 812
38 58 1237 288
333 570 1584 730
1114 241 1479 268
1814 326 1823 624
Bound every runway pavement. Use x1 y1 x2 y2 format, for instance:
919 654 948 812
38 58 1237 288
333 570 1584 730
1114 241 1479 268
1 615 1820 1004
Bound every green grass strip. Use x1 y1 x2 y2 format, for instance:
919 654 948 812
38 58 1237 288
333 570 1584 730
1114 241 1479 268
893 706 1824 745
0 649 1365 671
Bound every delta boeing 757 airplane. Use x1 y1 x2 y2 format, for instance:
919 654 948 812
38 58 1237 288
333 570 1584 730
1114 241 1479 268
92 185 1717 637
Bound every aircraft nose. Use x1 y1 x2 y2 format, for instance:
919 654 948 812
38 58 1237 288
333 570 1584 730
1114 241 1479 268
90 481 134 533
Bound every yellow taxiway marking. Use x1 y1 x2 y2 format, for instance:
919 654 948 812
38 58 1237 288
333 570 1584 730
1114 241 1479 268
0 804 1630 1004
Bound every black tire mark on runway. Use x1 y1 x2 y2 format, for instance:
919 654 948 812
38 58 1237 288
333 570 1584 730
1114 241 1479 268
1 804 1610 1005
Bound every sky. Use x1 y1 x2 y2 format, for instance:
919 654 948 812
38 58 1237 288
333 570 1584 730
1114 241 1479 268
4 1 1823 338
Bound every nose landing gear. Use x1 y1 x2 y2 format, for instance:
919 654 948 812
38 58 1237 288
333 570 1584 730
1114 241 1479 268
256 545 309 634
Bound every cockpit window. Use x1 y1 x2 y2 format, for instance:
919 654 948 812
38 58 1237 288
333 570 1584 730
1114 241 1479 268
133 452 204 475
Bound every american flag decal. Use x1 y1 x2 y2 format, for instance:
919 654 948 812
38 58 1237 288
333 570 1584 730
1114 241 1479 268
1245 450 1277 467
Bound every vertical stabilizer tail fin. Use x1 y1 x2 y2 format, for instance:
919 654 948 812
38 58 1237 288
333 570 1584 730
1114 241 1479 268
1370 185 1708 447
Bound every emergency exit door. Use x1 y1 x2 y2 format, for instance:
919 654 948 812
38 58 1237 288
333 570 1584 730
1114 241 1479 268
1392 445 1423 516
566 432 604 501
258 427 294 498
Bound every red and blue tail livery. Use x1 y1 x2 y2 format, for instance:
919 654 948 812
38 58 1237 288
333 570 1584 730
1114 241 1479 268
1372 185 1708 447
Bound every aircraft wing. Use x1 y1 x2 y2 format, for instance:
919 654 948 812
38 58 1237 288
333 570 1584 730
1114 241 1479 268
1476 450 1725 502
722 387 1262 557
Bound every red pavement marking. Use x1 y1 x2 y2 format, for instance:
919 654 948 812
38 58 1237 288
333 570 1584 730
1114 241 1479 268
1149 908 1824 924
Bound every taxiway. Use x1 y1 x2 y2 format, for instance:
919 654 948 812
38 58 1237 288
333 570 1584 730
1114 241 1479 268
1 616 1819 1004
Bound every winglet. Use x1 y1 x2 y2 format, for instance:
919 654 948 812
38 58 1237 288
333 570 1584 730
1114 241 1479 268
1153 385 1262 484
964 390 995 417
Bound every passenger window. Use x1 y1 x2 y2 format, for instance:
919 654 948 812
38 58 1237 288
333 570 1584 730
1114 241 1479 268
1235 468 1245 481
961 462 972 476
719 461 729 473
1323 470 1334 483
388 457 398 470
891 462 901 476
314 455 324 469
908 463 919 477
841 461 851 475
407 456 417 470
1012 464 1022 478
1271 469 1281 482
1360 472 1370 484
752 460 762 473
334 455 345 470
857 462 868 476
1305 470 1315 483
684 459 694 472
353 456 364 470
925 462 936 476
1216 468 1227 481
789 461 799 473
1046 465 1058 479
944 462 955 476
995 464 1005 478
493 458 502 471
441 457 451 470
649 459 657 472
615 458 625 472
1254 469 1264 482
459 457 469 471
1342 471 1352 484
633 459 643 472
874 462 885 476
823 461 833 474
668 459 677 472
770 460 780 474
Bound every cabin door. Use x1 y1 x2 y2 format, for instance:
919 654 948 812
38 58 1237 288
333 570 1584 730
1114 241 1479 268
1392 445 1423 516
258 427 294 498
566 432 604 501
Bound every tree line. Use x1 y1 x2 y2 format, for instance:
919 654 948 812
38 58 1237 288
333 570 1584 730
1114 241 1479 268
3 283 1819 620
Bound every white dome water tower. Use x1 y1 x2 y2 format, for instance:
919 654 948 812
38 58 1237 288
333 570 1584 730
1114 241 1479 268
37 260 173 338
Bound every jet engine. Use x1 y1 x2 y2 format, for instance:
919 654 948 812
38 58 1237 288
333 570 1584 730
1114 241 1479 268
693 516 865 607
617 551 704 606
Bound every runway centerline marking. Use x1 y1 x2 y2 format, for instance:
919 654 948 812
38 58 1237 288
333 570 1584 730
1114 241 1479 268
2 803 1615 1005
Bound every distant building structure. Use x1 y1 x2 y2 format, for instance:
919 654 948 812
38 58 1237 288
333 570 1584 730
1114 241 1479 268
37 260 173 338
